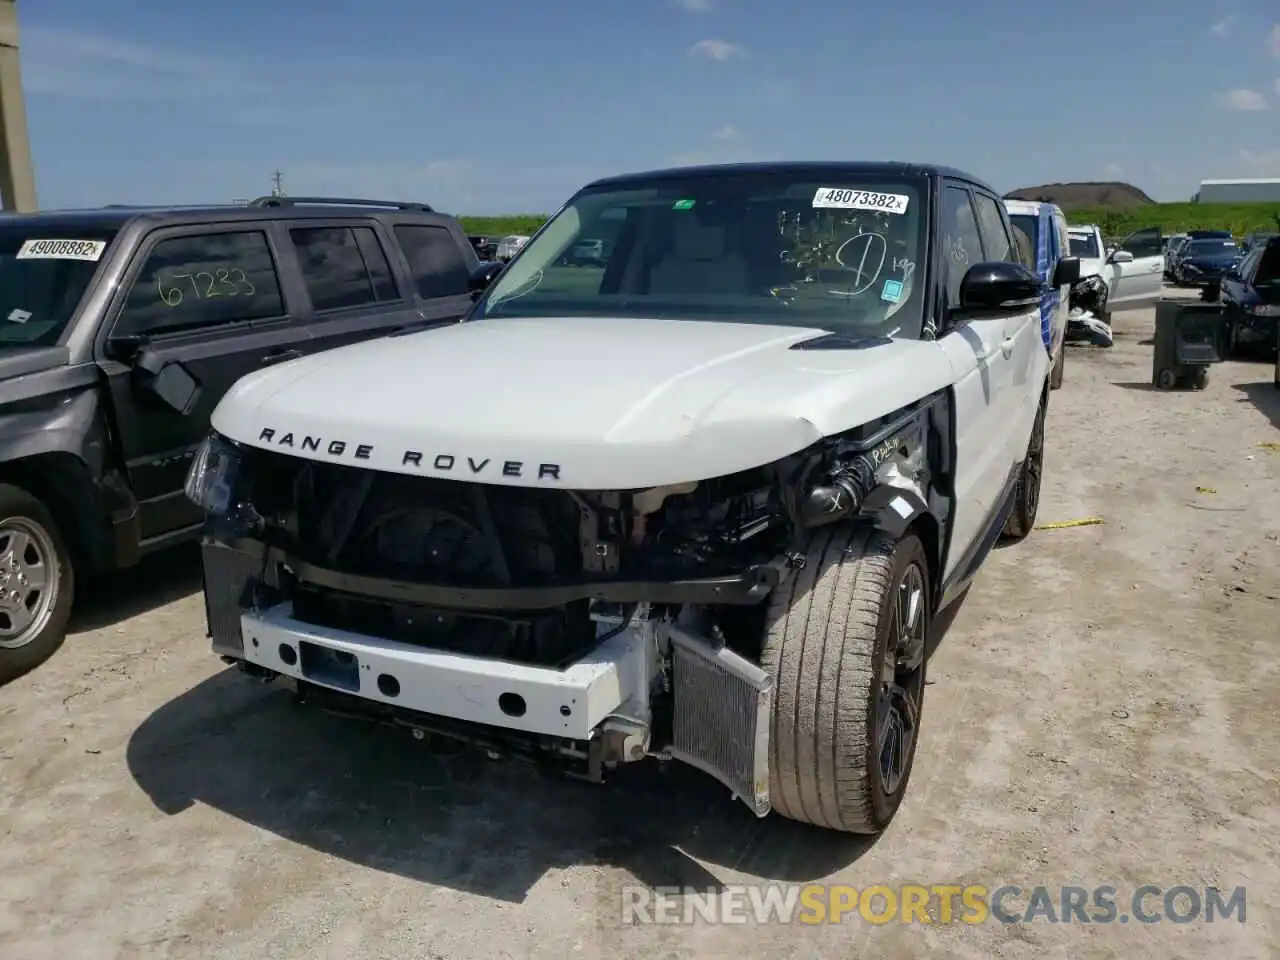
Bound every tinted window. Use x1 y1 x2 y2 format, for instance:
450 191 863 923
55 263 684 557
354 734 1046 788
0 227 119 346
116 231 283 337
971 193 1013 262
1069 232 1100 258
478 174 930 339
1120 229 1163 259
1254 243 1280 285
1007 213 1039 270
291 226 399 312
1183 239 1238 256
1235 247 1261 281
942 187 985 307
394 225 471 299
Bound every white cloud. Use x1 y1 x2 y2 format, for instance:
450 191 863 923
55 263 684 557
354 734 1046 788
1218 87 1268 110
711 124 741 140
688 39 745 61
673 0 714 11
21 25 229 101
1270 23 1280 56
1210 15 1237 37
1236 148 1280 176
1102 162 1125 178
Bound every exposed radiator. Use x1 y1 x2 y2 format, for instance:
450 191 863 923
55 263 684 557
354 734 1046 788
667 626 773 817
201 541 264 658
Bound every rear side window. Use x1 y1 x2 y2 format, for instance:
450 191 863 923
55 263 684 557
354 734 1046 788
971 193 1014 262
393 225 470 299
290 226 400 312
116 230 283 337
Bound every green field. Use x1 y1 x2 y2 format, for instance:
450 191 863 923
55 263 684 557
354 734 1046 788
1063 202 1280 238
455 215 548 237
458 202 1280 244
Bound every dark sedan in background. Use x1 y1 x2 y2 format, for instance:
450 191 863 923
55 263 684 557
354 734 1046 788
1219 235 1280 359
1173 237 1243 287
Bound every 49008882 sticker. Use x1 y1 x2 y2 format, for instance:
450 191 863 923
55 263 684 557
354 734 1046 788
15 239 108 262
812 188 909 215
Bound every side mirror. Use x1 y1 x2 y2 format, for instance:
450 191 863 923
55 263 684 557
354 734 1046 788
468 260 504 299
1052 256 1082 287
1108 249 1135 264
955 261 1041 318
132 349 202 415
106 334 147 363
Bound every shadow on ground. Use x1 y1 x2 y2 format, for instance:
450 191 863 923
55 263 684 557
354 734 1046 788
1234 378 1280 431
69 543 203 635
126 590 969 904
1110 380 1164 392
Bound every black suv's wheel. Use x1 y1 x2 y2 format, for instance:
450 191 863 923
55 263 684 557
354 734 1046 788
760 526 929 834
1001 395 1047 542
0 484 75 685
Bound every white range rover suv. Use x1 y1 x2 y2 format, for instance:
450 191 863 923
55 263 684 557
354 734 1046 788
186 162 1080 836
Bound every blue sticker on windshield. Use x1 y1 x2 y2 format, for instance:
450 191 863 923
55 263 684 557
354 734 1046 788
881 279 904 303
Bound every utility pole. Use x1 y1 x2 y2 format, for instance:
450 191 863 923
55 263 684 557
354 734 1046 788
270 170 285 198
0 0 37 211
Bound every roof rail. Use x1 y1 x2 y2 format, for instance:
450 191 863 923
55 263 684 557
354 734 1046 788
247 196 434 212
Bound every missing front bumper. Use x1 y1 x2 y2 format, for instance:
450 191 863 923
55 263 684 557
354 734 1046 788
227 599 774 817
239 602 650 740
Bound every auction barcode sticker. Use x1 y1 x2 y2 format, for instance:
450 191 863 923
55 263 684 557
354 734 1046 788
812 188 909 215
16 239 108 261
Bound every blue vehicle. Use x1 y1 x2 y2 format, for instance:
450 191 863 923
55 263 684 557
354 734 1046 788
1173 237 1242 287
1004 199 1074 385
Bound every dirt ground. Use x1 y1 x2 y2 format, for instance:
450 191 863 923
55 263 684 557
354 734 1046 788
2 292 1278 960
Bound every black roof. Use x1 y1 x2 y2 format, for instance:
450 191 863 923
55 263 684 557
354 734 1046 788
582 161 994 194
0 197 440 231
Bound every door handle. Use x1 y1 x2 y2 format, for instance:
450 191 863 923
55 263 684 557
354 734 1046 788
261 348 303 366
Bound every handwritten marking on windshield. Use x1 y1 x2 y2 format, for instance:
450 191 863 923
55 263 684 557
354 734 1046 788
833 232 886 295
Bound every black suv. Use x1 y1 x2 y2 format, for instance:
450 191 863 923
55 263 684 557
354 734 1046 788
0 196 479 683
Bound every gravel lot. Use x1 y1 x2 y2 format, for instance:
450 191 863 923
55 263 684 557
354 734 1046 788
2 293 1278 960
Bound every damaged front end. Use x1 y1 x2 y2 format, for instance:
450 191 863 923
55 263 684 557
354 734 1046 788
188 404 938 816
1067 274 1114 347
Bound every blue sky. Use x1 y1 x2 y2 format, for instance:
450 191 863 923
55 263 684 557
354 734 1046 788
15 0 1280 214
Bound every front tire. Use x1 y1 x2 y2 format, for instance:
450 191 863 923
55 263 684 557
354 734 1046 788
0 484 75 686
1049 346 1065 390
761 526 929 834
1001 394 1046 542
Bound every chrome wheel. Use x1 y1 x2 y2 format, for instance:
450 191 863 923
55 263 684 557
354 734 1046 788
0 517 59 649
877 561 927 797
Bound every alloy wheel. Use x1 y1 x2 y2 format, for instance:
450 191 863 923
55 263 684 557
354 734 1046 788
0 517 59 649
877 561 927 797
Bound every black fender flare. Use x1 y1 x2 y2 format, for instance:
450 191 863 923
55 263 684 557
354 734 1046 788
859 484 931 541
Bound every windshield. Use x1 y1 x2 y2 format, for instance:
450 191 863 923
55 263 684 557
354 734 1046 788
475 173 930 339
0 228 118 347
1184 239 1238 257
1069 232 1100 258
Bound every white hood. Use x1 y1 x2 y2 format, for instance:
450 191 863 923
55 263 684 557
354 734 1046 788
211 316 957 490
